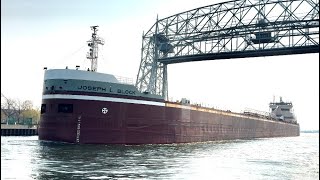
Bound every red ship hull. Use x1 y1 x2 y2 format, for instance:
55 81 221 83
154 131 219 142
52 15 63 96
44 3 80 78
38 95 300 144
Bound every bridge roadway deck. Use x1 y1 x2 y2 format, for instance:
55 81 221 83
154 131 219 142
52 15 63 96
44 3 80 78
159 45 320 64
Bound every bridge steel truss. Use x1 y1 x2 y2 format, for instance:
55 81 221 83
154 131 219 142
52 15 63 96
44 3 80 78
136 0 319 99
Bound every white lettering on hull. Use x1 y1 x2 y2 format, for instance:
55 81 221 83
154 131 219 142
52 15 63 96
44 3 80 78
76 115 81 143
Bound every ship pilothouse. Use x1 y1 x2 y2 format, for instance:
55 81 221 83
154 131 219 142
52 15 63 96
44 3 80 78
269 97 296 123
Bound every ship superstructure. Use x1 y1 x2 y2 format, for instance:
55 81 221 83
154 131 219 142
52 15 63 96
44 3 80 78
270 97 296 123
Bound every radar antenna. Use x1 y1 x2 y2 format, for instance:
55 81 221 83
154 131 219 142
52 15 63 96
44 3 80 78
86 26 105 72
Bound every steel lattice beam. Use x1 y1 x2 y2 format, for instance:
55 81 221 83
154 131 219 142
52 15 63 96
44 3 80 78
136 0 319 99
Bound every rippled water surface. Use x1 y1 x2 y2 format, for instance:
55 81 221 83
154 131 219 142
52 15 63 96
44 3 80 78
1 133 319 179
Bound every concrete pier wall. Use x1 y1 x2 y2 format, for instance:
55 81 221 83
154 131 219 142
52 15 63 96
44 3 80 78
1 124 38 136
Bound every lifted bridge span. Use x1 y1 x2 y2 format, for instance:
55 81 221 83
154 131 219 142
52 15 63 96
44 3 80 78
135 0 319 99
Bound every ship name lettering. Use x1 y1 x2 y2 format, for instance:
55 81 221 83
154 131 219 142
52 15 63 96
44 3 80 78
117 89 136 95
78 85 107 92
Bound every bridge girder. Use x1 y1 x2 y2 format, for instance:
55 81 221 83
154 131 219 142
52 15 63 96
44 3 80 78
135 0 320 99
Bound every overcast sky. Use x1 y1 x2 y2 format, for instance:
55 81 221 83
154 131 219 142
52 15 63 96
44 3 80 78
1 0 319 130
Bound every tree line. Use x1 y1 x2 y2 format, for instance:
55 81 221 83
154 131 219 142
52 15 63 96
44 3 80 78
1 93 40 125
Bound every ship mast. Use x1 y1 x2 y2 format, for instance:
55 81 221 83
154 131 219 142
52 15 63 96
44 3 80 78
87 26 105 72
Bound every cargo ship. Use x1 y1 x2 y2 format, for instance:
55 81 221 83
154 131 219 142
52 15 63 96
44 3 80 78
38 26 300 144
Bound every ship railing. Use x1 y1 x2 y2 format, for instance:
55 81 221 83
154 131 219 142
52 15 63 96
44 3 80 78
167 97 233 112
115 75 134 85
242 108 276 120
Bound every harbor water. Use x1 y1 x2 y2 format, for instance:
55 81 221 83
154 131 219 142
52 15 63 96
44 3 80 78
1 133 318 180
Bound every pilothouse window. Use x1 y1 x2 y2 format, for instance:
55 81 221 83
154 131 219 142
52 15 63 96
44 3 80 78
58 104 73 113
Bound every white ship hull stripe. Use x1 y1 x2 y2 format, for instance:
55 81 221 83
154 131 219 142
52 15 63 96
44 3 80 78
42 94 165 107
